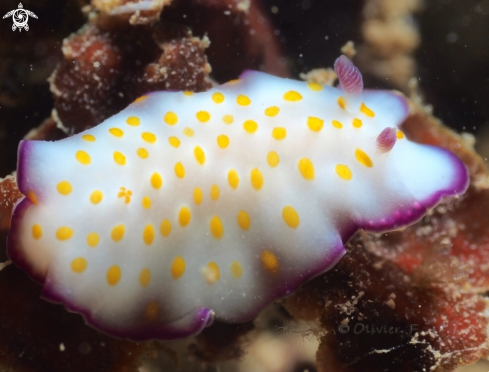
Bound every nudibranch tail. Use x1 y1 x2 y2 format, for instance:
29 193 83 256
334 55 363 96
376 127 397 153
7 57 469 341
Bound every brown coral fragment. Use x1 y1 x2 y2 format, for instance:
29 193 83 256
148 23 212 90
0 175 23 232
92 0 170 25
50 18 211 133
358 0 422 90
300 68 337 87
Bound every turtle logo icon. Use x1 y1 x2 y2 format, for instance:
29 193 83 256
3 3 37 32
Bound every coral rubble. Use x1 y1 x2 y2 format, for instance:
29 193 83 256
358 0 422 90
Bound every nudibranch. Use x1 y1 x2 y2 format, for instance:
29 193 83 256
7 56 468 341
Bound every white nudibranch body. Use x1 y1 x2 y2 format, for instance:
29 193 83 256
8 56 468 341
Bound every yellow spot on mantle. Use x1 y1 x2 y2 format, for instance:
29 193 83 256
222 115 234 124
360 102 375 117
174 162 185 178
237 210 250 230
337 96 346 109
204 262 221 284
267 151 280 167
352 118 363 128
178 206 191 227
282 206 300 229
228 169 240 189
137 148 149 159
139 268 151 288
217 134 229 148
194 146 206 165
111 224 125 242
230 261 243 278
106 265 121 286
307 116 324 132
90 190 103 204
150 172 163 189
183 127 194 137
82 134 96 142
142 196 152 209
142 132 156 143
145 301 160 320
75 150 91 165
113 151 126 165
307 82 323 91
298 158 315 180
237 94 251 106
332 120 343 129
57 181 72 195
160 219 172 237
126 116 140 126
355 148 373 168
243 120 258 133
260 250 280 274
109 128 124 137
272 127 287 140
56 227 74 241
26 190 38 204
193 187 203 205
396 131 404 139
283 90 302 101
169 136 180 148
87 232 99 247
250 168 264 190
71 257 87 273
118 187 132 203
143 224 155 245
265 106 280 117
196 111 211 123
164 111 178 125
171 256 186 279
209 216 224 239
210 184 220 201
335 164 352 180
212 92 225 103
134 95 147 103
32 224 42 239
183 91 193 96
